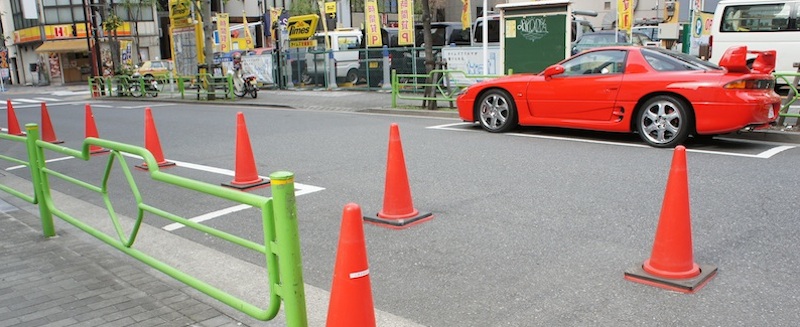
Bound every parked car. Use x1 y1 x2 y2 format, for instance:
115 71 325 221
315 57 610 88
135 60 175 79
304 28 363 84
456 45 780 148
572 31 652 55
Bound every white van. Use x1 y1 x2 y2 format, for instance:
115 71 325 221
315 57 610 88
709 0 800 86
304 29 363 84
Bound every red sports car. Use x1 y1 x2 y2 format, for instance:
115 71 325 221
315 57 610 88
456 45 781 147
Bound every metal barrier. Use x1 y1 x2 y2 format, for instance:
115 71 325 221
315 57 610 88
88 74 233 100
774 71 800 123
391 69 504 108
0 124 308 325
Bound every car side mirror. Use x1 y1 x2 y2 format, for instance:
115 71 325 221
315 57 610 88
543 65 565 80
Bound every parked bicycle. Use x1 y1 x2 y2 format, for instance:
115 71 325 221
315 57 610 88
130 73 160 98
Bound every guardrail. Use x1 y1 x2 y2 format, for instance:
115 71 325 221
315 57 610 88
774 71 800 122
0 124 308 325
391 69 504 108
88 74 234 100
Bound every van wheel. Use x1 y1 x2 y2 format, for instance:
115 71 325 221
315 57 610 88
345 69 359 85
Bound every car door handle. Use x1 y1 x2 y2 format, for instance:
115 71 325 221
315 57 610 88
605 87 619 92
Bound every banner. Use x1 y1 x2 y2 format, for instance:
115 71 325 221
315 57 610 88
398 0 414 45
217 13 232 53
365 0 382 47
243 11 254 50
617 0 632 33
461 0 471 30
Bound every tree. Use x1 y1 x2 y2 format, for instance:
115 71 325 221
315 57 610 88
110 0 160 69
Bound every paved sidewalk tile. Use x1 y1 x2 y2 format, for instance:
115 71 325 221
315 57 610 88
0 206 249 327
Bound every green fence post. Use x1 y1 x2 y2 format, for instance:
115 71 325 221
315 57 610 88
269 171 308 327
391 69 397 108
24 124 55 237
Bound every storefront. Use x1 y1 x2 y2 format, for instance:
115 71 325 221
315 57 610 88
35 39 92 84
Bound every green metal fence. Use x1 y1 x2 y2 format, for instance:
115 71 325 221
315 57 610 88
774 71 800 121
88 74 234 100
0 124 308 326
391 69 505 107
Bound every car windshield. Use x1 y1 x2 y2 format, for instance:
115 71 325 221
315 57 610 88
642 47 722 71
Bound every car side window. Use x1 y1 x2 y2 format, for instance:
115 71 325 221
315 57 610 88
152 62 163 69
642 49 695 71
561 50 627 76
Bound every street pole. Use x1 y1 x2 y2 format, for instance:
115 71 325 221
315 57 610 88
84 0 97 76
202 0 216 100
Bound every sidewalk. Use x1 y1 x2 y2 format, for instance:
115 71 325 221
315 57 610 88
0 197 251 327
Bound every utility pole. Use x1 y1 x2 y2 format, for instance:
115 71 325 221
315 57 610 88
202 0 216 100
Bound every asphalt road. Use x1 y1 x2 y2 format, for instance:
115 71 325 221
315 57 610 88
2 97 800 326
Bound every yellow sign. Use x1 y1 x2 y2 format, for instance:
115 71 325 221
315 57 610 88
325 2 337 14
13 27 40 43
398 0 414 45
242 12 254 50
364 0 382 47
460 0 471 30
170 0 191 20
287 15 320 40
290 39 319 48
618 0 633 32
217 13 231 53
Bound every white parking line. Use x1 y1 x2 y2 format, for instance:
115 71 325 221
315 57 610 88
4 153 325 231
162 204 251 231
428 122 796 158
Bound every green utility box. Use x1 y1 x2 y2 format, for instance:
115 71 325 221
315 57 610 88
498 0 572 74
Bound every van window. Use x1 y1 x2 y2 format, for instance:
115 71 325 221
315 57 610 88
338 36 360 49
721 3 795 32
473 19 501 43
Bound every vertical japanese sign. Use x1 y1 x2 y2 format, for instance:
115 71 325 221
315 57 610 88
617 0 632 34
243 11 254 50
461 0 471 30
217 13 232 53
398 0 414 45
365 0 383 47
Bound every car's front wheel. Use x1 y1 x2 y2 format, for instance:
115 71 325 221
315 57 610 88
477 89 518 133
636 95 691 148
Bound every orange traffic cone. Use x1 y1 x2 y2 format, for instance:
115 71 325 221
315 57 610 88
6 100 25 136
221 112 269 190
364 123 432 229
40 103 63 144
624 146 717 293
326 203 376 327
135 107 175 170
84 104 109 155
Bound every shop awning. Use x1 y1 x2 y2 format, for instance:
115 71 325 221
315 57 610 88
35 39 90 53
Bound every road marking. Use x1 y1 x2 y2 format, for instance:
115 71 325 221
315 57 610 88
34 97 61 102
2 101 89 109
4 152 325 231
4 156 75 171
428 122 796 158
13 99 44 104
52 90 90 96
162 204 251 231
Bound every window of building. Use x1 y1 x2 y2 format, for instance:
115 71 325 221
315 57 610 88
10 0 39 30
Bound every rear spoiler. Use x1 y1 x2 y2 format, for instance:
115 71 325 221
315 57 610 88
718 45 776 74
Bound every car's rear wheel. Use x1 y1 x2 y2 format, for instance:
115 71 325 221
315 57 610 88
636 95 691 148
477 89 518 133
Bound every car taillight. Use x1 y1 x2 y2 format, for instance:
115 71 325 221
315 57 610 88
724 78 774 90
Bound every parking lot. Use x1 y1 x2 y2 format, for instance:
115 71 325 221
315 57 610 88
2 96 799 326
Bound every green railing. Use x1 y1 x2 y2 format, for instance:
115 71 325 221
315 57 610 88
391 69 504 108
774 71 800 120
88 74 233 100
1 124 308 326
